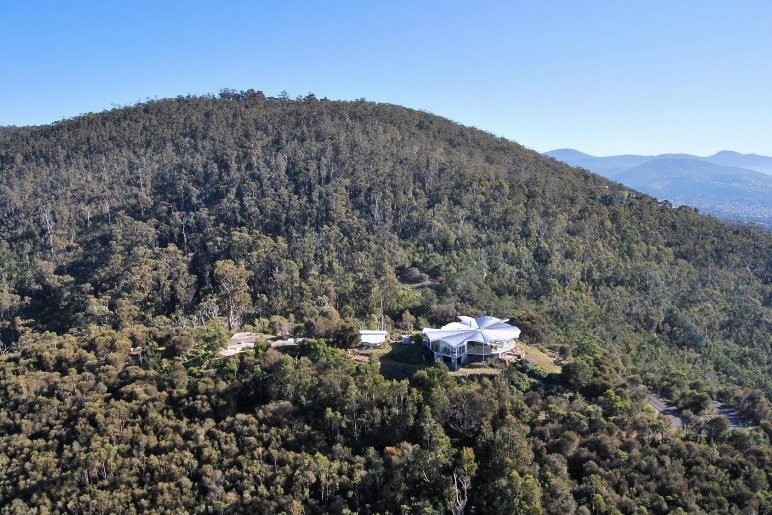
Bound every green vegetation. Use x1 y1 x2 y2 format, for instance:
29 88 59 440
0 91 770 512
379 340 430 368
0 333 769 513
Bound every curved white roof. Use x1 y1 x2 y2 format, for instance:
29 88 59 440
423 315 521 348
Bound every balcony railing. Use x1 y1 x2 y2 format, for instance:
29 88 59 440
439 345 464 358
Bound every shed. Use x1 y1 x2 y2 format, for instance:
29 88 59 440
360 330 388 347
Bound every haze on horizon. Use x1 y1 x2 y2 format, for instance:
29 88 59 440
1 1 770 157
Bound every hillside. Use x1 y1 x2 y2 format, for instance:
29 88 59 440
0 93 770 513
616 158 772 224
1 93 768 390
545 149 652 175
546 148 772 177
545 149 772 227
705 150 772 174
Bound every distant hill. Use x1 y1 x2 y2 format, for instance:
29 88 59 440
703 150 772 174
546 149 772 228
545 149 652 175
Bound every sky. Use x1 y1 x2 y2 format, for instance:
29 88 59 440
1 1 771 156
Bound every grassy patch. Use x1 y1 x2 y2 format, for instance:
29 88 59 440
450 365 502 377
519 343 561 374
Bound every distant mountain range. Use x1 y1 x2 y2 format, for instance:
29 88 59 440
545 149 772 228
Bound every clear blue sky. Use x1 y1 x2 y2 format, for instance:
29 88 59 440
2 1 771 156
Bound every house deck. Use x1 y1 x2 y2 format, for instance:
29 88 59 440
465 341 516 356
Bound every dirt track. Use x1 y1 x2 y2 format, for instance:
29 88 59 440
648 394 683 428
648 394 753 430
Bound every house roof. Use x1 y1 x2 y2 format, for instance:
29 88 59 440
422 315 520 348
360 330 388 344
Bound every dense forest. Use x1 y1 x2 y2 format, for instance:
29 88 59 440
0 92 769 513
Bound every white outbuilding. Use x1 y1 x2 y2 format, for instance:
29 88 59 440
359 329 388 347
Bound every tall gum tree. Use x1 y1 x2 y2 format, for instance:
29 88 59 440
214 259 253 331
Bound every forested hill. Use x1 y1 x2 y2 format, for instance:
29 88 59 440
0 92 770 512
1 92 769 391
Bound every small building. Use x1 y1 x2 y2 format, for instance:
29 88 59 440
221 332 258 357
359 329 388 347
422 315 520 369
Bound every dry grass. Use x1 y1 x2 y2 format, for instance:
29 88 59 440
519 343 561 374
450 365 501 376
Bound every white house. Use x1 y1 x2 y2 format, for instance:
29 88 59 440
422 315 520 369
